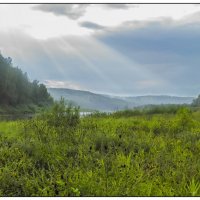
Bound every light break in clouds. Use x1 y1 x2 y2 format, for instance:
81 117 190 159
0 4 200 97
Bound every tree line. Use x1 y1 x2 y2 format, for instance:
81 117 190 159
0 52 53 106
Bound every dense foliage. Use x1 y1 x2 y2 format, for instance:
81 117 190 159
0 53 53 107
0 101 199 196
111 104 188 117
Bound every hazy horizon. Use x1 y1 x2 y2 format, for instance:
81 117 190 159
1 4 200 96
47 87 195 98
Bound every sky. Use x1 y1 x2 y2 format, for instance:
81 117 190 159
1 4 200 97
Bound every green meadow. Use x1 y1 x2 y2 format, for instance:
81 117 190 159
0 101 199 196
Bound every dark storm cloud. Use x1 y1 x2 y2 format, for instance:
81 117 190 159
79 21 105 30
33 4 89 20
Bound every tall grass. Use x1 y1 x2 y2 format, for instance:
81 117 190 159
0 101 199 196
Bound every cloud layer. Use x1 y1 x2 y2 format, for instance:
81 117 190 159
79 21 105 30
102 4 130 10
33 4 89 20
95 18 200 96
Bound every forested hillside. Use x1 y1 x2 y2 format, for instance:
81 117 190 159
0 53 53 107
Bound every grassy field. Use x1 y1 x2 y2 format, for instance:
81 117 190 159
0 102 199 196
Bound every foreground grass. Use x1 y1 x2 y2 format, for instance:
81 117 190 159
0 105 199 196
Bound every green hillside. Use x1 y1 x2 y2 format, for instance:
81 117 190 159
0 53 53 113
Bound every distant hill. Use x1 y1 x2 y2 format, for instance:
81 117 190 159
117 95 194 106
48 88 133 111
48 88 194 111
